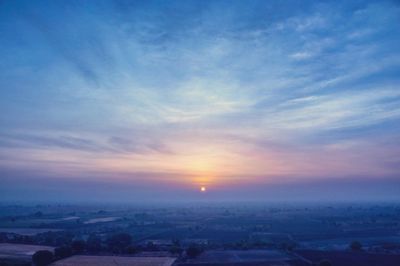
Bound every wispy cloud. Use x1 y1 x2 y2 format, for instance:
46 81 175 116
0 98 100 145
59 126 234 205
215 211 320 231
0 0 399 200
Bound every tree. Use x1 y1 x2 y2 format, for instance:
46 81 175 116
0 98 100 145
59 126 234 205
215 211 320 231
32 250 53 266
145 241 159 251
319 259 332 266
125 245 138 254
106 233 132 253
71 240 86 254
278 241 296 251
169 245 183 256
86 234 102 252
350 240 362 251
186 245 202 258
54 246 72 259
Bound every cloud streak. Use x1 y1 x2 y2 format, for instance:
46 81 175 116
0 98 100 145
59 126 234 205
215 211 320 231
0 0 399 201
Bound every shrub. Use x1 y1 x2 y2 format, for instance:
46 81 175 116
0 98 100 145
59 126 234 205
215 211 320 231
71 240 86 254
32 250 53 266
125 245 138 254
186 245 202 258
54 246 72 259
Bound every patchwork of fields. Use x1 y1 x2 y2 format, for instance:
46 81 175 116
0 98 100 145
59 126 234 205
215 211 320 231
0 204 399 265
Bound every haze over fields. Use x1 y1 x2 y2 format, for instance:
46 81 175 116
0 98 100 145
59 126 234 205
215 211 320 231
1 0 400 203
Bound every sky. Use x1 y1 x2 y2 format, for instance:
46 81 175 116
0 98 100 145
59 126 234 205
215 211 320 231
0 0 400 203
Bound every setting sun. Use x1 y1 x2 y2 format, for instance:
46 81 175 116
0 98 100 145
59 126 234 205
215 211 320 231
200 186 206 192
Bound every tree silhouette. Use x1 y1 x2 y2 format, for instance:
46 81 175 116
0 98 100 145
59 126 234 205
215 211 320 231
319 259 332 266
186 245 202 258
86 234 102 252
32 250 53 266
54 246 72 259
107 233 132 253
71 240 86 254
350 240 362 251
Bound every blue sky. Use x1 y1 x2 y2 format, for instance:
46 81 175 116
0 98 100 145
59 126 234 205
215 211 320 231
0 0 400 202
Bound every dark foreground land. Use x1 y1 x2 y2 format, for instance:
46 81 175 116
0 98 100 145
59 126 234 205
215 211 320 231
0 202 399 265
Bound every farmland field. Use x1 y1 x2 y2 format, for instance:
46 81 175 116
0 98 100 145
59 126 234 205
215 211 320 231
51 255 176 266
0 204 399 266
0 243 54 258
0 228 62 236
186 250 293 263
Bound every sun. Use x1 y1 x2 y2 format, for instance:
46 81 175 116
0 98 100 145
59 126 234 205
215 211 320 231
200 186 206 192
